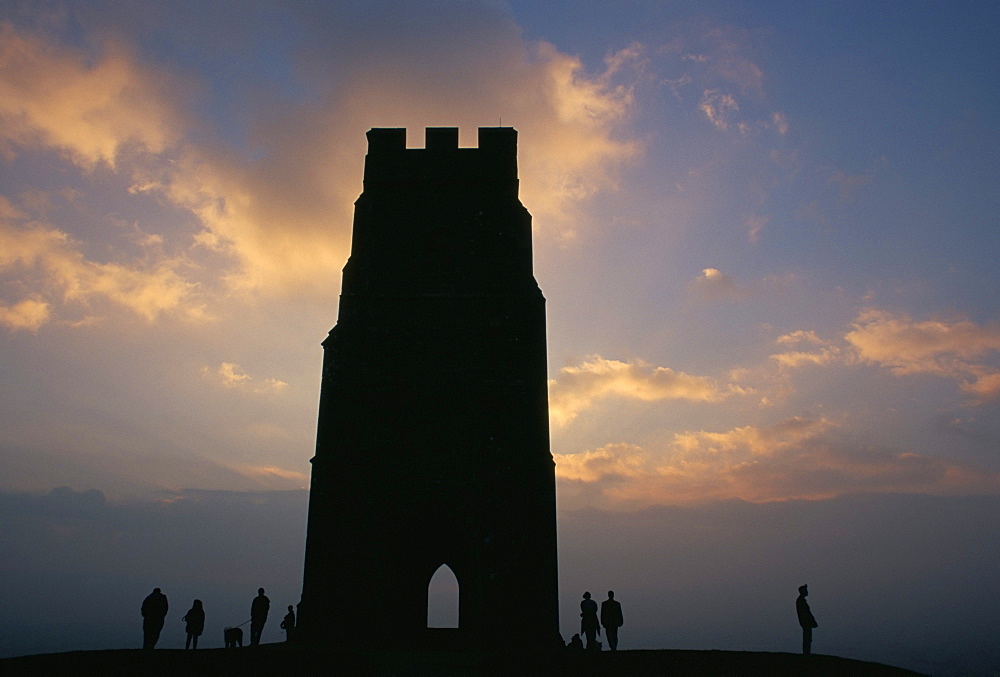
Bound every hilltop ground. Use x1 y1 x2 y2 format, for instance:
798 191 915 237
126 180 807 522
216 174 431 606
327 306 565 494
0 644 925 676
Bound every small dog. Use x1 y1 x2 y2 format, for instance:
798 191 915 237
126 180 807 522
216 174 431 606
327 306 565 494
224 626 244 648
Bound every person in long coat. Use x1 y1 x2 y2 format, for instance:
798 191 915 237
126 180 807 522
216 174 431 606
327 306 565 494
141 587 169 649
182 599 205 649
580 591 600 650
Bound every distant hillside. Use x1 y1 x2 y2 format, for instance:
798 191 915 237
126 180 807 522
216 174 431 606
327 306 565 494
0 645 925 676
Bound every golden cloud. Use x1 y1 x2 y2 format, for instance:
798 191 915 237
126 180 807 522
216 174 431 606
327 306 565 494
0 218 205 328
1 15 643 305
846 309 1000 372
549 354 745 427
0 22 186 168
769 311 1000 403
204 362 288 395
845 309 1000 400
0 296 50 332
770 331 842 368
148 29 643 293
554 416 1000 509
235 464 309 485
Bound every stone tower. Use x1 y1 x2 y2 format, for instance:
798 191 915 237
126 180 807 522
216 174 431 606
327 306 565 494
299 127 560 649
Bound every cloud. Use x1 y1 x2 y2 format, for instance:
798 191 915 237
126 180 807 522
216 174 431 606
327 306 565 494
234 465 309 486
699 89 739 130
203 362 288 394
961 372 1000 400
0 296 50 331
0 216 206 328
688 267 795 301
845 309 1000 400
770 330 843 368
689 267 746 299
0 21 187 168
1 8 642 311
549 354 745 427
554 416 1000 509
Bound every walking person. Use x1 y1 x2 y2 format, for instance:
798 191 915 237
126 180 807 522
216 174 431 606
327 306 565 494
140 587 169 649
796 584 818 655
250 587 270 646
600 591 624 651
580 591 600 651
182 599 205 649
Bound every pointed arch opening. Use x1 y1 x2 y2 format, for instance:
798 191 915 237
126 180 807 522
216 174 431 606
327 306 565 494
427 563 459 628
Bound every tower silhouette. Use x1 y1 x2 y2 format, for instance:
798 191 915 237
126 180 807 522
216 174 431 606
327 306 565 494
299 127 560 649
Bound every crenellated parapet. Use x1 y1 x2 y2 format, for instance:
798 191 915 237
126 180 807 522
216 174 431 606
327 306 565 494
363 127 518 195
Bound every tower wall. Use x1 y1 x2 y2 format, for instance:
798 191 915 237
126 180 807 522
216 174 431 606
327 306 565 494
299 127 560 649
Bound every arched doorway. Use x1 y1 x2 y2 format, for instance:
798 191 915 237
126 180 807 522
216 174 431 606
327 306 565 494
426 564 459 628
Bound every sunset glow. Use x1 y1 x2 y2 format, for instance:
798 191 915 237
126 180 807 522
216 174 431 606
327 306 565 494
2 2 999 673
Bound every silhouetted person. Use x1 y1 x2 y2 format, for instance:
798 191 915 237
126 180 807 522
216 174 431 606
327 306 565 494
566 633 584 651
580 591 600 651
796 584 818 655
600 590 624 651
250 587 270 646
280 605 295 642
182 599 205 649
140 587 168 649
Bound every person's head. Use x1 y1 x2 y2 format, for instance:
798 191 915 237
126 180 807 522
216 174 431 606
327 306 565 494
194 599 202 608
258 588 265 595
288 605 293 612
153 588 161 594
607 591 615 599
583 591 591 599
798 585 808 596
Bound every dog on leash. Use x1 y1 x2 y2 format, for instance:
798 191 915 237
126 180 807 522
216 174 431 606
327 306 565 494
224 626 243 648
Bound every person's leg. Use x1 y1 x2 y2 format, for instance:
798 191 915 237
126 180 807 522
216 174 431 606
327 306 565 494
802 626 812 655
607 626 618 650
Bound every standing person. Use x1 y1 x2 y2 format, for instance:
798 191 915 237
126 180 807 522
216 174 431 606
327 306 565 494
796 584 818 655
580 591 600 651
182 599 205 649
250 587 270 646
140 587 169 649
600 591 624 651
280 605 296 642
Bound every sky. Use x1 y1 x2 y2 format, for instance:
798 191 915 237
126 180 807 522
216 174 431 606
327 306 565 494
1 0 999 673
